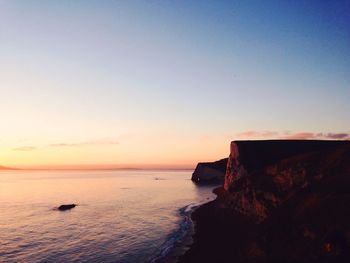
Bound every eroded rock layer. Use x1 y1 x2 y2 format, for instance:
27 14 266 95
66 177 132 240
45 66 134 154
180 140 350 263
222 140 350 221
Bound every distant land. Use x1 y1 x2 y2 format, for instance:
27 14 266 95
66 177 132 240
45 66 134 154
0 165 194 171
0 165 17 170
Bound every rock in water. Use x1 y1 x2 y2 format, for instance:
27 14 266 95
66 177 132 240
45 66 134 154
58 204 76 211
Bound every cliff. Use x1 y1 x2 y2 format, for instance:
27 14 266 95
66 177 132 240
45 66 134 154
222 140 350 221
191 158 227 184
180 140 350 263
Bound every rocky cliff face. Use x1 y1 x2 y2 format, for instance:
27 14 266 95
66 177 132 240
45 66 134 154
180 140 350 263
192 158 227 184
221 140 350 222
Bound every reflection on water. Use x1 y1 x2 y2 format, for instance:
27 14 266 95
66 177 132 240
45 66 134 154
0 170 214 262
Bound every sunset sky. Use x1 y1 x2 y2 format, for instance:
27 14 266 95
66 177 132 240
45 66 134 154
1 1 349 169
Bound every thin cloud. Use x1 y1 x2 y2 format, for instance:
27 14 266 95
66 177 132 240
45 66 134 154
50 143 78 147
49 138 119 148
321 133 349 139
233 131 350 140
284 132 350 140
234 131 279 138
13 146 37 151
11 138 119 151
283 132 316 140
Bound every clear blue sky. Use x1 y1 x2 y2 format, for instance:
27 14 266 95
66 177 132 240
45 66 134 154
0 1 349 167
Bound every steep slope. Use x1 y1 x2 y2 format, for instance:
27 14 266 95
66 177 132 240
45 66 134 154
180 140 350 263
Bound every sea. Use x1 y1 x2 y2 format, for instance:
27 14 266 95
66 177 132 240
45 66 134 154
0 170 215 262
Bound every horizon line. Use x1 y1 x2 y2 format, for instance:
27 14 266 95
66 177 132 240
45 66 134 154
0 164 196 171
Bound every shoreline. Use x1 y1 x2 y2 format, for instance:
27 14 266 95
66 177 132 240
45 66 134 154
154 141 350 263
176 197 259 263
151 194 217 263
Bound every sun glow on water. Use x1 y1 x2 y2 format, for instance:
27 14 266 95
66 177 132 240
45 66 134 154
0 170 215 262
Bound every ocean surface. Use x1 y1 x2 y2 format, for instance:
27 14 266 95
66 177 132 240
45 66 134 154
0 170 215 263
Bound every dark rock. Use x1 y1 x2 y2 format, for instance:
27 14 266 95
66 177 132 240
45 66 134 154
58 204 76 211
192 158 228 184
223 140 350 221
179 140 350 263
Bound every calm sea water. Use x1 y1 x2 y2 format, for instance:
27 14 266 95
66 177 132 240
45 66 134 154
0 170 214 262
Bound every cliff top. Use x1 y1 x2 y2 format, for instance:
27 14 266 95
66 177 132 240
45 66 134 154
231 140 350 171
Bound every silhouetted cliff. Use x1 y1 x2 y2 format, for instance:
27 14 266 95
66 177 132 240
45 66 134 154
191 158 227 184
223 140 350 221
180 140 350 263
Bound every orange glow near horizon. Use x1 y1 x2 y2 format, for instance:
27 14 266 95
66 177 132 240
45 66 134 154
0 133 230 170
2 130 349 170
1 1 350 172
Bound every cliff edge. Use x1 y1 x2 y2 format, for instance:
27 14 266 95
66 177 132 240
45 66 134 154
180 140 350 263
223 140 350 221
191 158 227 184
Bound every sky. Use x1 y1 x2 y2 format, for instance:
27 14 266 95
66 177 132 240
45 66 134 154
0 1 349 169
